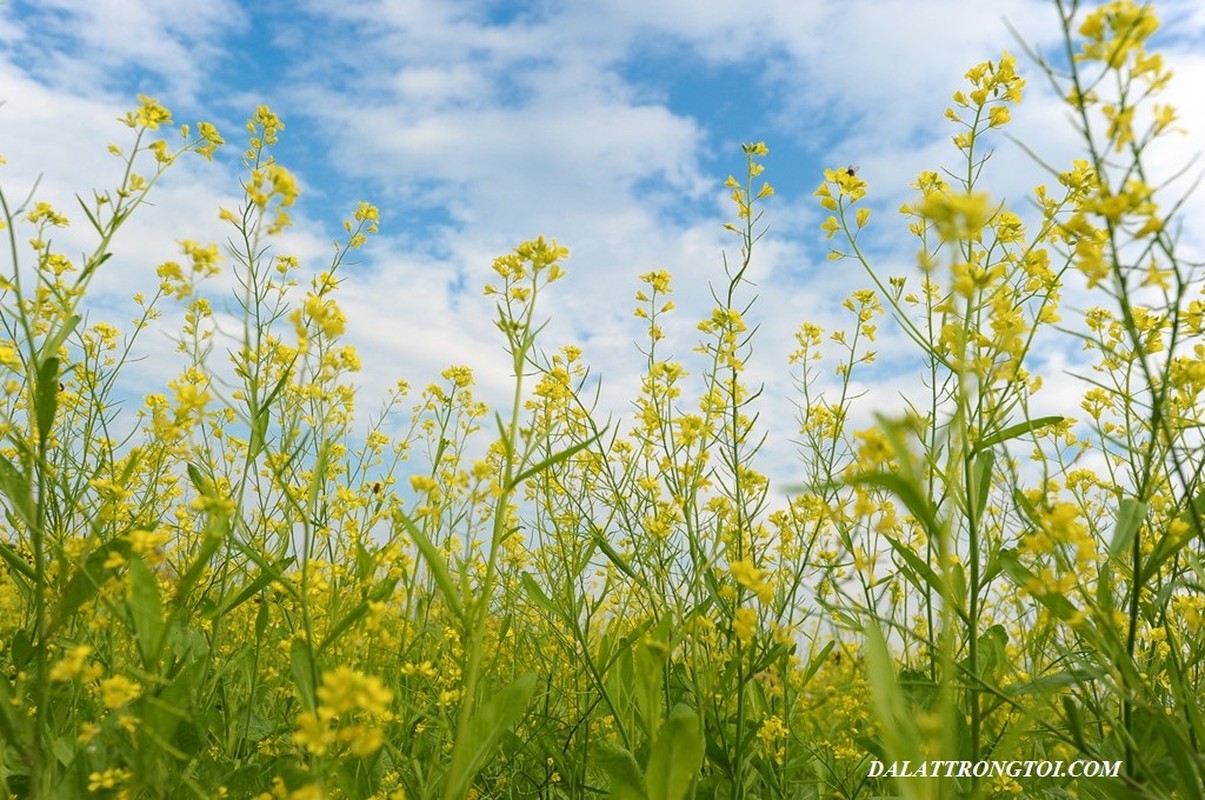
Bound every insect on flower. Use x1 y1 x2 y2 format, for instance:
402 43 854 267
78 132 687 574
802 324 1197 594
845 165 860 177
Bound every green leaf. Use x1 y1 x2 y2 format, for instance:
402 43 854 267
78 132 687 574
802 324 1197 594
395 510 464 622
880 531 961 620
1141 508 1195 584
634 618 670 741
317 578 398 655
971 449 994 522
186 462 211 494
506 430 604 491
76 193 105 235
645 704 704 800
171 523 225 608
0 670 22 749
140 655 205 764
444 672 537 800
974 415 1066 450
975 624 1008 683
592 527 639 581
750 641 796 677
996 549 1079 620
354 537 373 584
10 629 33 669
307 439 331 513
210 557 295 619
1109 497 1145 561
254 595 270 641
520 572 565 624
1062 696 1087 753
0 536 35 584
128 555 165 667
849 470 942 544
34 356 59 447
51 538 132 633
799 640 836 688
38 314 80 364
318 600 373 650
228 535 300 605
593 740 645 800
862 622 924 778
247 359 295 462
290 638 317 712
1158 720 1204 800
0 454 35 531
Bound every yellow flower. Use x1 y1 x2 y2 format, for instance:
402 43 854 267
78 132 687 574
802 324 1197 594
88 768 134 791
99 675 142 709
26 201 70 227
50 645 93 682
120 94 172 130
0 345 20 368
195 121 224 160
917 191 993 244
733 606 758 644
316 666 393 717
293 711 335 755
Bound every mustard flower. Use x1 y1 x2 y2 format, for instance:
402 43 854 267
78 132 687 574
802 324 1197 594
50 645 94 682
733 606 758 644
120 94 172 130
26 201 69 227
918 190 993 244
99 674 143 709
88 768 134 792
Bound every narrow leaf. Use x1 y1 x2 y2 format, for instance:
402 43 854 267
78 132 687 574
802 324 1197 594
38 314 80 363
1109 497 1145 561
972 449 994 522
506 430 604 490
0 454 34 530
395 510 464 622
445 673 537 800
35 356 60 447
128 555 165 667
211 557 295 619
290 638 317 712
974 415 1066 450
592 528 639 580
800 640 836 688
849 470 942 542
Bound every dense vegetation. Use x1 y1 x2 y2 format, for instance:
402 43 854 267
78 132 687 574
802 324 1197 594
1 1 1201 797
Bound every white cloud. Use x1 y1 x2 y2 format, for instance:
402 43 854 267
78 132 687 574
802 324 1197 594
5 0 246 102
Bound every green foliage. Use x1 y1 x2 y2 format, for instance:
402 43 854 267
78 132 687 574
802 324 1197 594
0 3 1203 799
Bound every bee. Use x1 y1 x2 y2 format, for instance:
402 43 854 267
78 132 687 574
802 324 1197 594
844 165 860 177
372 482 383 495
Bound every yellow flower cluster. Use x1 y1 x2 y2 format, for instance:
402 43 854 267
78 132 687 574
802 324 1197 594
729 558 773 604
293 666 394 758
484 236 569 299
947 52 1024 145
1078 0 1162 73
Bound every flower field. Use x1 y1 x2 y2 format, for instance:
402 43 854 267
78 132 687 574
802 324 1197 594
1 1 1202 797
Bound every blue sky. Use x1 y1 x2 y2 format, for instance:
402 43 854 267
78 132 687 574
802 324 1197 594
2 0 1204 489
